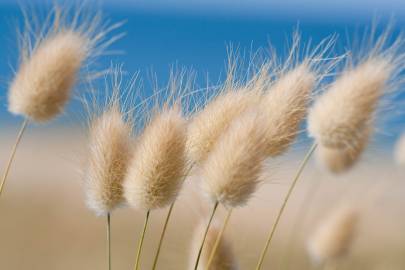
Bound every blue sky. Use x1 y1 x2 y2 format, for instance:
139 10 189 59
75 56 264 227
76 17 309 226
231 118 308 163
105 0 405 19
1 0 405 21
0 0 404 142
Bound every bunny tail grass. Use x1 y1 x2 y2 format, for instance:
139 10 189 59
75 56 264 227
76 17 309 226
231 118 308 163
134 210 150 270
9 6 123 122
194 201 219 270
124 106 187 210
107 213 111 270
206 209 233 270
255 143 317 270
307 205 358 265
0 118 29 198
151 202 175 270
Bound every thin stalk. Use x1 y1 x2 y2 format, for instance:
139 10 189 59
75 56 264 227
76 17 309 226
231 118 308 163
134 210 150 270
206 208 233 270
281 176 322 270
0 118 29 197
151 163 195 270
107 213 111 270
255 143 317 270
193 201 219 270
151 202 174 270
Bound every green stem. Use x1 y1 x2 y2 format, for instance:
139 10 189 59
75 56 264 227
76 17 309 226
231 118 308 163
0 118 28 197
206 208 233 270
194 201 219 270
107 213 111 270
134 210 150 270
255 143 317 270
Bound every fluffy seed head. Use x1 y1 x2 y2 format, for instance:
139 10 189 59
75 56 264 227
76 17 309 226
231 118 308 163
84 104 133 216
190 221 238 270
260 63 315 156
316 126 370 173
316 146 362 174
308 205 358 264
201 110 267 208
186 89 261 164
124 107 187 210
394 133 405 166
308 57 392 149
9 31 88 121
8 7 122 122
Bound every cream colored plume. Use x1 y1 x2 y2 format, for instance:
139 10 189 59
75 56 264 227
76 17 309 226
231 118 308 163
190 221 238 270
308 205 358 264
9 30 88 121
308 57 392 149
260 62 315 156
124 106 187 210
85 103 133 216
316 146 362 174
316 127 370 173
201 110 267 208
394 133 405 165
186 88 261 164
8 8 121 122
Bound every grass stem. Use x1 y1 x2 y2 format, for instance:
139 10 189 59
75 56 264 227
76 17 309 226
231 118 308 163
281 176 322 270
194 201 219 270
107 213 111 270
206 208 233 269
255 143 317 270
0 118 29 198
151 163 195 270
151 202 174 270
134 210 150 270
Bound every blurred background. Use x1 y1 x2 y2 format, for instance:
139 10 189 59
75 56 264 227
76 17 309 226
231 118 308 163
0 0 405 269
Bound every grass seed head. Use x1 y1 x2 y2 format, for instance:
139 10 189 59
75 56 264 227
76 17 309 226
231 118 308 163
124 106 187 210
186 89 261 164
261 62 315 156
308 205 358 264
8 6 122 122
85 103 133 216
201 110 267 208
316 126 370 173
308 57 392 149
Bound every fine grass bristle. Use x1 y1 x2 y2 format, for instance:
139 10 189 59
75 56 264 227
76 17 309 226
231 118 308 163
308 57 392 150
124 106 187 210
191 221 238 270
201 110 267 208
84 100 133 216
186 88 261 164
260 62 316 156
307 205 359 265
185 58 266 165
8 5 122 122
